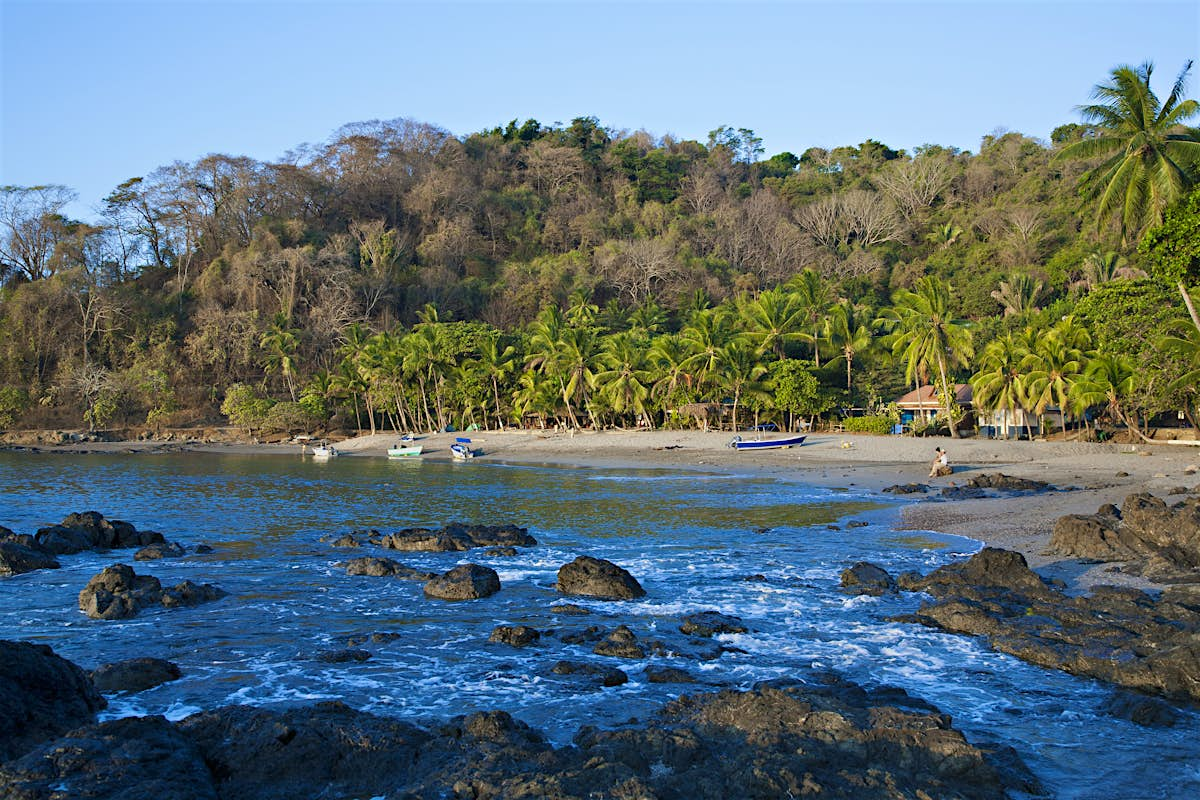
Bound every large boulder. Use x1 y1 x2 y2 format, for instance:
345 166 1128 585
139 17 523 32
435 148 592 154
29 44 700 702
489 625 541 647
423 564 501 600
0 715 217 800
839 561 898 596
78 564 226 620
0 641 106 763
1051 493 1200 579
556 556 646 600
592 625 646 659
90 658 182 693
0 540 60 576
35 512 165 555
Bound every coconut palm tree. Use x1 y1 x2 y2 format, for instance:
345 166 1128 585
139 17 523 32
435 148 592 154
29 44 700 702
1071 352 1144 440
1021 318 1092 435
738 287 809 359
1058 60 1200 239
648 333 694 414
970 332 1031 438
477 335 518 430
680 307 734 396
260 313 300 401
876 276 974 437
787 269 835 366
717 340 769 432
823 300 873 390
595 332 653 425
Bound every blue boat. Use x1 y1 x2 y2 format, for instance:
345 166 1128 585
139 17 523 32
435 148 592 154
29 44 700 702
728 434 806 450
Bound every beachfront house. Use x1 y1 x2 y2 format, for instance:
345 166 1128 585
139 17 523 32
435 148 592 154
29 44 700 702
893 384 973 430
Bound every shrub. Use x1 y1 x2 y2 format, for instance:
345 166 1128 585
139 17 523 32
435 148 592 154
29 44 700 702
0 386 29 429
839 414 895 434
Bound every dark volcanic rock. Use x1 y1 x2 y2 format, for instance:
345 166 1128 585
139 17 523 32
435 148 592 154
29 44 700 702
0 641 106 763
485 546 519 556
0 539 60 575
1051 493 1200 579
560 625 606 645
840 561 898 596
556 555 646 600
0 715 217 800
134 541 186 561
592 625 646 659
883 482 930 494
1101 691 1181 727
644 666 696 683
343 556 436 580
902 547 1200 703
550 660 629 687
329 534 360 547
679 611 748 638
90 657 182 693
423 563 501 600
316 649 372 664
489 625 541 647
35 511 165 556
965 473 1055 492
549 603 591 615
382 522 536 552
78 564 226 619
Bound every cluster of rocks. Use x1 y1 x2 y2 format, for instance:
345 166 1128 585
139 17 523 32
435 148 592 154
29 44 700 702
78 563 227 620
1 511 202 577
842 548 1200 712
883 473 1056 499
0 640 1039 799
1051 492 1200 581
380 523 537 552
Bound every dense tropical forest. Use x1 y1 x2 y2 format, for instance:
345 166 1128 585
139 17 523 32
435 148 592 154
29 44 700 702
1 61 1198 440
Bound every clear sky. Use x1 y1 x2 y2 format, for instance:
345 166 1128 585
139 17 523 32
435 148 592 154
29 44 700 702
2 0 1197 221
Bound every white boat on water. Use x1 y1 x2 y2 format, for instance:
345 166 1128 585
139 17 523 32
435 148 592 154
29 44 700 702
311 443 338 459
387 444 424 458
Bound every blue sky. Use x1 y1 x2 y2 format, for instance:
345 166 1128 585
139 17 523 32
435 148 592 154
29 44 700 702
2 0 1197 221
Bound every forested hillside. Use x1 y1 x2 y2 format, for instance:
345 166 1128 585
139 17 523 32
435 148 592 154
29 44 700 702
1 62 1198 438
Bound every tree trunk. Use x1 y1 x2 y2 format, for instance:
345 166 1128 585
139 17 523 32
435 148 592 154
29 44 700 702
1179 280 1200 335
936 358 959 438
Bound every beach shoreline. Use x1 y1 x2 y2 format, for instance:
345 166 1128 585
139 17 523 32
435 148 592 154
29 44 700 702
7 428 1199 592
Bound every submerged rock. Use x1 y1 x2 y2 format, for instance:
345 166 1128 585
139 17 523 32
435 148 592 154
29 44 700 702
0 640 106 763
90 657 182 693
556 555 646 600
342 556 436 580
135 541 186 561
316 648 371 664
423 563 501 600
644 666 696 683
679 611 748 637
550 660 629 687
489 625 541 647
840 561 898 596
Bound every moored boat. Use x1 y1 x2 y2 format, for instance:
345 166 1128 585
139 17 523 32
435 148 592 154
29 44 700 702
450 442 476 460
311 443 338 459
728 434 806 450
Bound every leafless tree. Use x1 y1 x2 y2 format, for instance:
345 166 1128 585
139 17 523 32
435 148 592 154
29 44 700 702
795 195 842 250
875 155 952 220
0 184 76 282
841 190 902 247
595 237 683 303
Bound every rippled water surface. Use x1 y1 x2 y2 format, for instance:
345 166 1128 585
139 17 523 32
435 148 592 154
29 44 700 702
1 451 1197 798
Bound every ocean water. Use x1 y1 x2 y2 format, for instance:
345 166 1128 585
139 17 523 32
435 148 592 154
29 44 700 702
0 451 1196 798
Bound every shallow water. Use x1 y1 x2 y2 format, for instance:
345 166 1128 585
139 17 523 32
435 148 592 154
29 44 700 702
0 451 1196 798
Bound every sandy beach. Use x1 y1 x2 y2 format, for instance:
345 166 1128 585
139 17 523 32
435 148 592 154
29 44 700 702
10 428 1200 592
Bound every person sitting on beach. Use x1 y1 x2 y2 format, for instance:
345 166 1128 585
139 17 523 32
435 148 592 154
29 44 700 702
929 447 951 478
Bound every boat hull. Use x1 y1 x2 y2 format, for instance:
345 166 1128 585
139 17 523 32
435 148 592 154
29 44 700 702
387 446 423 458
730 435 806 450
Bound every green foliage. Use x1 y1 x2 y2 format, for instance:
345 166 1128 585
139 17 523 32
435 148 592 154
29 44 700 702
261 401 319 434
770 359 830 417
0 385 28 428
220 383 274 432
839 414 895 434
1140 186 1200 288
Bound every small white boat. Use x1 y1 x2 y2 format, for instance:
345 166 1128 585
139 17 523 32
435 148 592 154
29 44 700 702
387 444 423 458
450 442 476 460
311 443 338 459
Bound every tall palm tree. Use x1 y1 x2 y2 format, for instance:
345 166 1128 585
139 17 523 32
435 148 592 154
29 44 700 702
477 335 518 430
990 272 1044 316
648 333 694 413
1058 60 1200 240
679 307 734 396
738 287 809 359
1070 352 1144 440
260 314 301 401
823 300 873 390
970 332 1031 438
716 340 769 432
1021 317 1091 434
787 269 835 366
595 332 653 425
877 276 974 437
